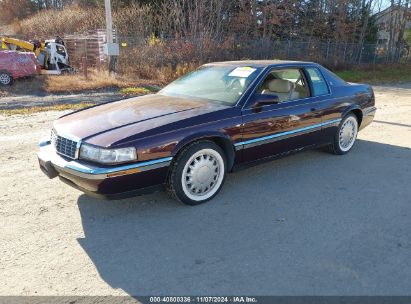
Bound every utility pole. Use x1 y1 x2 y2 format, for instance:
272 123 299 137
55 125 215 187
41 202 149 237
104 0 119 73
105 0 114 45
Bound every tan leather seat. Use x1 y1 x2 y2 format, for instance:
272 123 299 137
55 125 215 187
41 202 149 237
295 83 309 98
262 79 299 102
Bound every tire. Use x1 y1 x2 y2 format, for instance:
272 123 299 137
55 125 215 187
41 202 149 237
0 73 13 86
328 113 359 155
167 140 227 205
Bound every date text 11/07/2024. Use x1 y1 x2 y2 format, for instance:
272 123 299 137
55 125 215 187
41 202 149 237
148 296 258 303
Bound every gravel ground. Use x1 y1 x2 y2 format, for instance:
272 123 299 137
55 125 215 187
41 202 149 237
0 84 410 296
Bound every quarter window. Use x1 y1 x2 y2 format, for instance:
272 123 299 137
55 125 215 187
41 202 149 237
305 68 329 96
56 45 66 56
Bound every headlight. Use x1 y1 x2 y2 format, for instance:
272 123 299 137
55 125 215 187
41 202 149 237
79 144 137 164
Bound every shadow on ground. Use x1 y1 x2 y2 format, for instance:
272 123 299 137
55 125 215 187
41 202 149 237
0 76 47 96
76 139 411 296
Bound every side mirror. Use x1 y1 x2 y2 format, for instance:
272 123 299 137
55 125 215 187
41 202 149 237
251 93 279 107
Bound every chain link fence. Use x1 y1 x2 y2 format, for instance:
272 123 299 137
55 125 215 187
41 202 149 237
7 30 411 72
62 32 411 76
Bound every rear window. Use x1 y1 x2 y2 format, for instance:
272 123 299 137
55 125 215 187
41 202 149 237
306 68 329 96
320 67 348 86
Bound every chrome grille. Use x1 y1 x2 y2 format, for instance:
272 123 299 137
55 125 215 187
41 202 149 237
51 129 78 159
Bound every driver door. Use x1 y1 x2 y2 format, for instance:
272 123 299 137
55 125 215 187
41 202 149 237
239 67 323 162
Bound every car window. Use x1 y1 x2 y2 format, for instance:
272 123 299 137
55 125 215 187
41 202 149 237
305 67 329 96
159 65 262 105
56 45 66 56
257 68 310 102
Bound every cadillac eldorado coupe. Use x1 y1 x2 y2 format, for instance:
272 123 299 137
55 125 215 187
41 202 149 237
37 60 376 205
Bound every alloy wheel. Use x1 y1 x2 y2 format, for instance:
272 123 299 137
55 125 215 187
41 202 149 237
181 148 225 202
338 116 358 152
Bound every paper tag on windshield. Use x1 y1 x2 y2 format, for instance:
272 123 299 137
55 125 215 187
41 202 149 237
228 67 256 78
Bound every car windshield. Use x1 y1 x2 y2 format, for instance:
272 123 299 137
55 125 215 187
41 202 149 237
159 65 262 105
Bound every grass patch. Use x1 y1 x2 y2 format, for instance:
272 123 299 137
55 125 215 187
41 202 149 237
44 71 133 93
335 64 411 84
0 102 94 116
120 87 153 95
44 70 166 95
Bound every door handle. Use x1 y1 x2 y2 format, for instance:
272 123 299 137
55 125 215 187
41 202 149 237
310 107 317 112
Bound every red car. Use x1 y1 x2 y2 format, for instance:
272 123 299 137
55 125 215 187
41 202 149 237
0 51 41 85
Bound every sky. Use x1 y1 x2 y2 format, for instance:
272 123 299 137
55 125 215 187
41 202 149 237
374 0 392 13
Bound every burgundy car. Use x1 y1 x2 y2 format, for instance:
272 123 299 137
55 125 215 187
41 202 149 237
38 60 376 205
0 51 41 85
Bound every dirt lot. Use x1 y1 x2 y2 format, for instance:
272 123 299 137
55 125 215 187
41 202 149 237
0 84 410 296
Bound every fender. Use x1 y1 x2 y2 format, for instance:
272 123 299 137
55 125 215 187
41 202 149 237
341 104 363 124
172 130 236 170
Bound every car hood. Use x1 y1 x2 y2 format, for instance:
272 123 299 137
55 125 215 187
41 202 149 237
53 94 227 145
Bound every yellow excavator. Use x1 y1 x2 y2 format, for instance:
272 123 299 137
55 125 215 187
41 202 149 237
1 36 73 74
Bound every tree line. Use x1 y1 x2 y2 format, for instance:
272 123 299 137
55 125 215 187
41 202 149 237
0 0 409 48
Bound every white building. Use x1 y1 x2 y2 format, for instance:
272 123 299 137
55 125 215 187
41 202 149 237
375 6 411 46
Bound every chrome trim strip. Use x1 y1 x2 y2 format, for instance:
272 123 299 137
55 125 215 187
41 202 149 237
235 118 341 150
65 157 173 176
238 126 321 149
363 106 377 115
52 127 82 143
74 140 82 159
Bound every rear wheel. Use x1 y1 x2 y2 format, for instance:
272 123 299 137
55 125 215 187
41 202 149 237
328 113 359 155
167 141 227 205
0 73 13 86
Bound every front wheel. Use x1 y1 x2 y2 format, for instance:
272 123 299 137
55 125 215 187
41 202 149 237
328 114 359 155
167 141 227 205
0 73 13 86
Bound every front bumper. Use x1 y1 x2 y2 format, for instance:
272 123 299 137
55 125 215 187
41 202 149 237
37 142 171 199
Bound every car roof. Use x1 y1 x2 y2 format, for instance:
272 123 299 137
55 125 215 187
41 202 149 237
205 60 317 68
